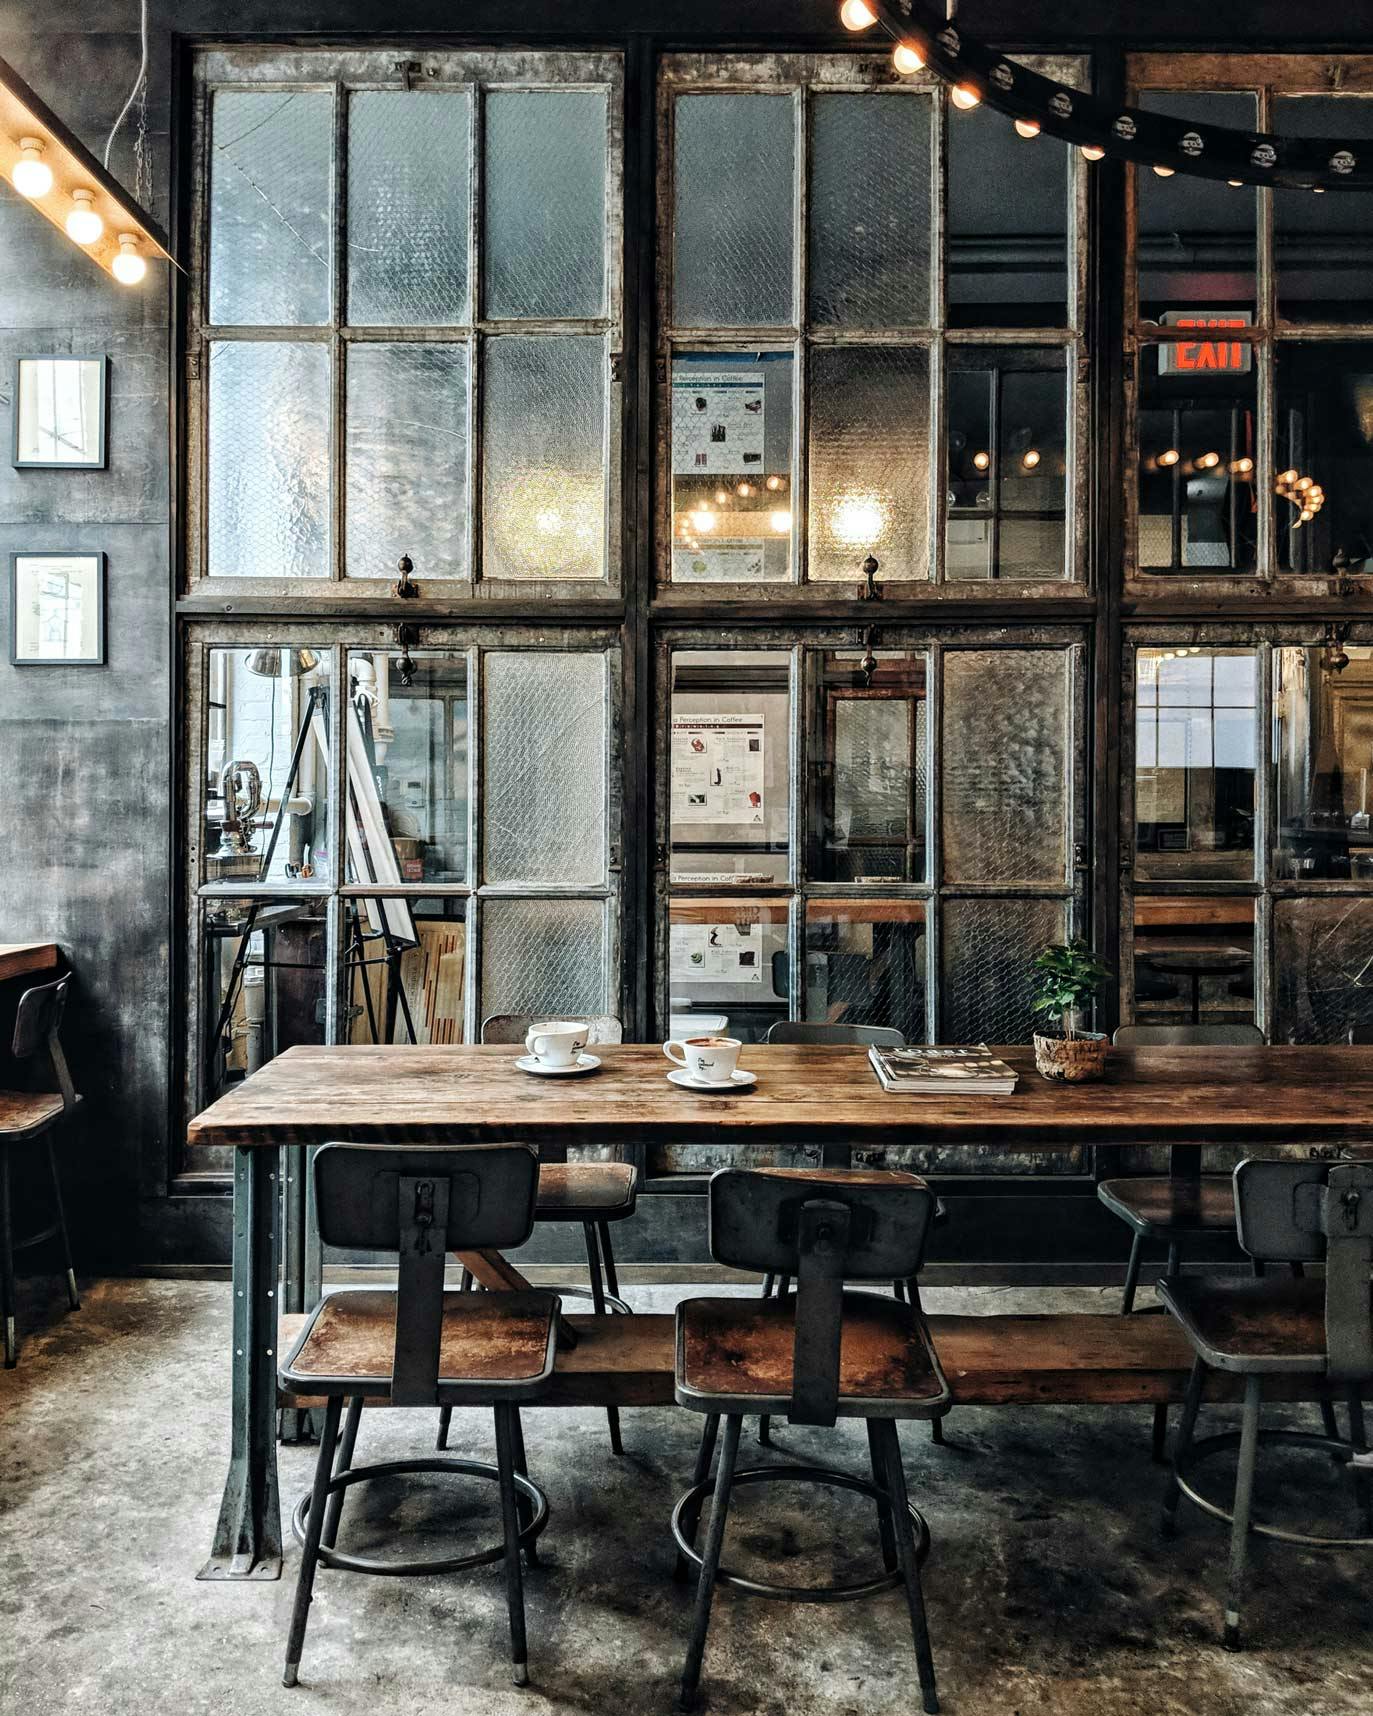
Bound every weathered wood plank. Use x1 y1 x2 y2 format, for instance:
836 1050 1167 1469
0 942 58 984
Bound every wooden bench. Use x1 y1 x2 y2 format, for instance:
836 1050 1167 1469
278 1310 1339 1411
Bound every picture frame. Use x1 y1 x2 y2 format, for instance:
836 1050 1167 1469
12 354 109 470
9 551 107 666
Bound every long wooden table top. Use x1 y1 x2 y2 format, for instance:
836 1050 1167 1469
187 1041 1373 1151
0 942 57 984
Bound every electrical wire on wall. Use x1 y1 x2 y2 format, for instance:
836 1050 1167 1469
103 0 151 205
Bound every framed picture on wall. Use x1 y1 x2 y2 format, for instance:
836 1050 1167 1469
12 355 109 470
10 552 107 665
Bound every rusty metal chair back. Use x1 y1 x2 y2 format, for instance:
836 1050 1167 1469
312 1142 540 1405
12 974 76 1116
480 1013 623 1045
1235 1157 1373 1384
709 1166 936 1427
765 1022 904 1048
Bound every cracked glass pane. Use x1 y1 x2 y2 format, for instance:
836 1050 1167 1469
483 652 608 885
208 342 329 578
941 897 1067 1043
347 91 471 326
345 343 468 579
480 899 607 1020
210 90 332 327
1275 896 1373 1043
673 93 795 328
809 92 932 328
804 901 927 1043
484 90 607 320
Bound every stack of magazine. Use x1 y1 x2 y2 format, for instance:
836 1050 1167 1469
868 1043 1019 1095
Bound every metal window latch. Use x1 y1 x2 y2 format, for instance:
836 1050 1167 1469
394 553 420 599
393 623 417 688
412 1179 437 1252
858 555 882 601
858 627 878 687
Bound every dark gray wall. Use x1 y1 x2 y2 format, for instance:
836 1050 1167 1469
0 2 1360 1267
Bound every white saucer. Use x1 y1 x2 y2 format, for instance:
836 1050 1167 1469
515 1053 601 1077
667 1068 757 1093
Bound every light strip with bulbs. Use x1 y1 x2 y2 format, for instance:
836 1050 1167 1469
841 0 1373 192
0 53 172 283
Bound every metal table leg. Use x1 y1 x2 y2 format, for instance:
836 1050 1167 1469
198 1145 283 1581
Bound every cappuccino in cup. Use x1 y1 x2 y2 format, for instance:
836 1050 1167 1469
525 1020 588 1068
664 1034 742 1084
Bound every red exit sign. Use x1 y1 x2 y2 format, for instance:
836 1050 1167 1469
1158 310 1253 374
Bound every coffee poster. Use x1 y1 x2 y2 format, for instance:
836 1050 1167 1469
672 713 766 826
671 368 765 476
670 921 764 984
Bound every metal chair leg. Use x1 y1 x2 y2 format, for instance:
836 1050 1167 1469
1165 1240 1181 1278
494 1403 530 1686
1347 1388 1372 1536
873 1416 940 1714
760 1272 775 1298
282 1394 342 1687
511 1406 538 1566
1162 1356 1206 1537
678 1413 742 1712
1151 1404 1170 1465
0 1147 15 1368
757 1275 792 1448
865 1419 898 1572
436 1406 452 1450
1320 1398 1341 1442
1223 1375 1263 1650
321 1396 363 1552
459 1266 474 1292
1121 1230 1144 1315
596 1220 625 1307
583 1222 623 1455
674 1413 720 1582
44 1137 79 1309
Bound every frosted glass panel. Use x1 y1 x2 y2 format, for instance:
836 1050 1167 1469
345 344 468 579
809 93 932 328
1275 897 1373 1043
480 899 607 1020
943 650 1070 884
481 336 606 580
808 347 929 581
483 652 608 885
347 91 470 326
485 90 607 319
209 91 331 327
208 342 329 578
942 897 1067 1044
673 94 795 327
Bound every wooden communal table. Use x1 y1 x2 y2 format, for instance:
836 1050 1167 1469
0 942 57 984
187 1041 1373 1581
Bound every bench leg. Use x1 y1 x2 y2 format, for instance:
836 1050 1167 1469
1223 1375 1262 1650
679 1413 741 1712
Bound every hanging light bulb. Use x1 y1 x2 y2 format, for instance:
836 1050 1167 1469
769 510 792 534
1298 507 1314 523
1015 117 1041 139
950 83 982 111
1294 475 1313 492
765 474 785 492
1021 448 1041 470
111 232 146 285
1080 143 1105 161
12 136 52 198
1227 179 1244 188
972 450 991 472
714 488 729 505
1231 456 1254 475
65 188 103 245
1278 468 1299 486
1158 449 1180 468
839 0 878 30
736 480 754 498
1196 451 1221 470
892 40 925 75
1152 164 1175 177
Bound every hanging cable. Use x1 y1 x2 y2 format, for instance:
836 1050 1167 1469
103 0 149 172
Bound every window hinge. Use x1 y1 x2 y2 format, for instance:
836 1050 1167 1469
186 348 202 382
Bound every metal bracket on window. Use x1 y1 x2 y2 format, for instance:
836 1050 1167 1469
393 624 417 688
394 553 420 600
858 628 879 688
394 60 432 92
1322 622 1351 675
858 555 883 602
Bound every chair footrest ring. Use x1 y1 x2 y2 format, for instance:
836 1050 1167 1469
291 1455 549 1576
671 1462 929 1602
1175 1428 1373 1549
547 1283 633 1316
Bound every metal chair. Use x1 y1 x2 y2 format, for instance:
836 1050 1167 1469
0 974 81 1366
437 1012 636 1456
278 1142 558 1689
1160 1158 1373 1648
672 1166 949 1714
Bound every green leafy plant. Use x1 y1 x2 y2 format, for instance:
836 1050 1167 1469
1030 941 1113 1040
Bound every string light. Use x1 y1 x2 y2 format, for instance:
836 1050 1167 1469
1152 164 1175 177
765 474 786 492
1081 144 1105 161
11 136 52 198
1231 456 1254 475
892 40 926 75
972 449 991 471
714 488 729 505
1021 448 1041 470
736 481 754 498
1278 468 1299 486
1158 449 1180 468
950 83 981 111
111 232 146 284
839 0 877 28
769 510 792 534
64 188 103 244
1196 451 1221 470
1014 118 1041 139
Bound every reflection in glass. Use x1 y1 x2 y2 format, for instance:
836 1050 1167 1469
1275 896 1373 1043
205 645 331 885
1136 91 1257 317
669 898 788 1044
670 650 790 884
1275 644 1373 881
670 352 792 584
946 356 1067 579
346 897 467 1045
346 651 468 884
1276 344 1373 577
1133 897 1255 1027
1137 342 1257 572
941 896 1066 1044
809 652 927 882
1134 647 1257 881
804 900 926 1043
1275 96 1373 324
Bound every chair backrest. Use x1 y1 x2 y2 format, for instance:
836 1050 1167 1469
1234 1158 1373 1383
1113 1023 1264 1047
480 1013 623 1046
708 1166 936 1426
12 975 76 1115
312 1142 542 1403
1350 1024 1373 1045
765 1021 905 1049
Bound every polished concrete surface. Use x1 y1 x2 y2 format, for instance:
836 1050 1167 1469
1 1277 1368 1716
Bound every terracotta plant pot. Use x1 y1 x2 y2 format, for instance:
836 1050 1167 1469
1033 1031 1108 1082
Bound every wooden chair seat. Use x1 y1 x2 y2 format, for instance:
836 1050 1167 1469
0 1089 71 1138
1098 1173 1236 1235
281 1288 560 1398
676 1291 947 1415
1157 1275 1340 1374
534 1160 637 1221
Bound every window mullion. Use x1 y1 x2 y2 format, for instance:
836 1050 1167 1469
927 637 944 1042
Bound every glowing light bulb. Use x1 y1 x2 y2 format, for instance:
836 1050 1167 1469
1295 475 1313 492
892 40 925 75
1021 448 1041 470
714 488 729 504
1232 456 1254 475
950 83 981 111
12 137 52 198
1158 449 1180 468
112 232 146 285
65 188 103 244
972 449 990 472
1228 179 1243 188
1299 507 1314 523
765 474 785 492
1278 468 1299 487
1196 451 1221 470
1152 164 1175 178
736 481 754 498
690 509 716 533
839 0 878 30
769 510 792 534
832 496 885 545
1014 118 1041 139
1080 144 1105 161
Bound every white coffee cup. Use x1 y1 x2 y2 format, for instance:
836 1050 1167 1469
664 1035 742 1085
525 1020 588 1069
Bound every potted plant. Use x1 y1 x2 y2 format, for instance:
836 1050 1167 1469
1030 941 1113 1082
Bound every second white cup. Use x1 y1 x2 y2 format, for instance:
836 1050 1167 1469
664 1035 742 1085
525 1020 588 1068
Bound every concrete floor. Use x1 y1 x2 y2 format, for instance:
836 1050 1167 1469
1 1277 1368 1716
